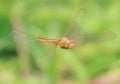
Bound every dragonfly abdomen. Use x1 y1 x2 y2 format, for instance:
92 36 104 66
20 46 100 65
37 38 57 44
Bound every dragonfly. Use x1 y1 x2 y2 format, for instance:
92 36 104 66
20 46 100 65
13 8 116 50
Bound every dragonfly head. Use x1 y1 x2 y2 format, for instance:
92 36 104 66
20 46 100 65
58 37 75 49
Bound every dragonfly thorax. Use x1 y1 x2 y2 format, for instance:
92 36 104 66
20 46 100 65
57 37 75 49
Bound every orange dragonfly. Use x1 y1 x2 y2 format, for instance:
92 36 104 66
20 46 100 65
13 8 116 50
14 30 116 50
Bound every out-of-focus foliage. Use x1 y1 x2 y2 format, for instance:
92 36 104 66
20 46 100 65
0 0 120 84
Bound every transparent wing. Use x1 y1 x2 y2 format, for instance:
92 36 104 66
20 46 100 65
77 32 117 44
63 8 116 45
13 29 40 40
13 29 58 74
13 29 56 57
63 8 86 40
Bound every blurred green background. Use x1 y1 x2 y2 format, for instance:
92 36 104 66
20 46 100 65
0 0 120 84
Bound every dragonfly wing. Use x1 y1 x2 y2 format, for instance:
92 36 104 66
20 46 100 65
80 32 116 43
64 8 86 40
63 9 116 45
